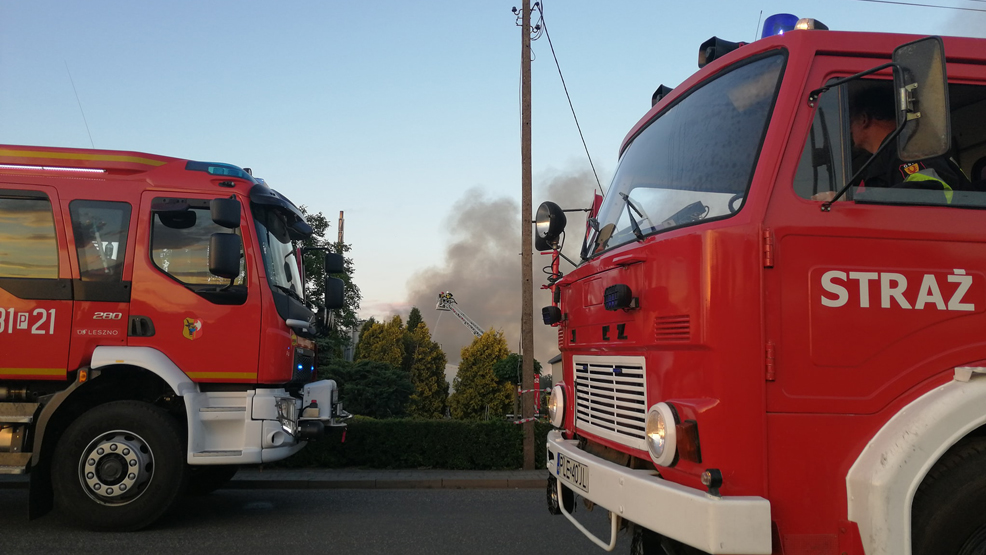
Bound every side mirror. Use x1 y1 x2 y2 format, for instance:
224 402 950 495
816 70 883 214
324 277 344 309
209 233 241 279
893 36 950 162
324 252 344 274
535 201 567 250
210 198 241 229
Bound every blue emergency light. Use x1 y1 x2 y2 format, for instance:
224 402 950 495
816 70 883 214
761 13 799 38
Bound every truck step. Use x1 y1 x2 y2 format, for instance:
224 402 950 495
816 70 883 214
0 403 39 424
0 452 31 474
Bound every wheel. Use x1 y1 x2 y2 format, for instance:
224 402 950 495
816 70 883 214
631 525 705 555
546 475 575 515
186 465 238 496
912 437 986 555
52 400 187 531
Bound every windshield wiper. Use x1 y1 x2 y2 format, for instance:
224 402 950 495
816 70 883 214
619 192 645 241
274 284 304 303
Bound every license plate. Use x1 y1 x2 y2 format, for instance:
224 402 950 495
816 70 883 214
556 453 589 493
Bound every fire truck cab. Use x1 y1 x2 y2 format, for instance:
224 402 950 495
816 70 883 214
0 145 348 530
539 19 986 555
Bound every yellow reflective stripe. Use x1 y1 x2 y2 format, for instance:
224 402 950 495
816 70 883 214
0 148 167 167
0 368 65 376
185 372 257 380
904 173 953 204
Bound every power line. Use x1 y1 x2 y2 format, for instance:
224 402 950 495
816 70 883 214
64 61 94 149
533 1 605 194
851 0 986 12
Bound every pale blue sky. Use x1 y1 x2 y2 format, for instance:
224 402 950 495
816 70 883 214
2 1 983 364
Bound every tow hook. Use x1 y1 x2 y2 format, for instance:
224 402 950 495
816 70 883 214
297 420 324 440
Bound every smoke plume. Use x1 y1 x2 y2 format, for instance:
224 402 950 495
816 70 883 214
405 170 598 376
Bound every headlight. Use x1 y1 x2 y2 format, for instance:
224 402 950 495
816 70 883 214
548 384 565 428
646 403 678 467
275 397 299 436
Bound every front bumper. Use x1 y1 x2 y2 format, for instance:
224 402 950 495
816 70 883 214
547 430 772 554
186 380 349 466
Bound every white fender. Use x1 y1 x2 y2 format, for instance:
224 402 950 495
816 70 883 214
846 368 986 555
90 346 198 397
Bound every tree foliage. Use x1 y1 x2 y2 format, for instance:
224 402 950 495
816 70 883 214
299 207 362 360
491 353 542 387
406 321 449 418
356 315 405 368
449 330 513 420
406 307 423 333
320 359 413 419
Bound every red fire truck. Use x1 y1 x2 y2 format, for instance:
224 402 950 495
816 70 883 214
0 145 348 530
537 16 986 555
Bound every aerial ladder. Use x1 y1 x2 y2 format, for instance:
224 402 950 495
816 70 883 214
436 291 542 421
436 292 485 338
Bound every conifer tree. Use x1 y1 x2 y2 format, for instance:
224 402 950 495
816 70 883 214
406 321 449 418
449 330 513 420
356 315 405 368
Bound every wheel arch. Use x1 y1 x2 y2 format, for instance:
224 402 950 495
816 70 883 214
29 347 196 519
846 371 986 555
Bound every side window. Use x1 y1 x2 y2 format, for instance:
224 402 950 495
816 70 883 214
795 78 986 207
70 200 131 281
150 198 245 287
0 193 59 279
793 82 850 200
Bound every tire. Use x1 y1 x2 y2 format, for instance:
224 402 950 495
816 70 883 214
51 401 188 531
912 437 986 555
631 525 706 555
186 465 238 496
546 475 575 515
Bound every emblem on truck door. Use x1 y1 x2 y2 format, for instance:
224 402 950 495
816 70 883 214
182 317 203 340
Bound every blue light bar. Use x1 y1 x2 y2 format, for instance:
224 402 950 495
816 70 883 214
761 13 799 39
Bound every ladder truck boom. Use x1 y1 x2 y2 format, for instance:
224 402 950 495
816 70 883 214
436 292 484 338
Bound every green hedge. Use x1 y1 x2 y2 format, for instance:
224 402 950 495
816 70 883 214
278 417 553 470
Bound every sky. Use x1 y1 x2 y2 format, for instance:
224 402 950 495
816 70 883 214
2 0 984 371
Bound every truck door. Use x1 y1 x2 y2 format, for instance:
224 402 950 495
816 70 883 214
0 187 73 380
66 200 133 369
127 193 262 382
763 56 986 415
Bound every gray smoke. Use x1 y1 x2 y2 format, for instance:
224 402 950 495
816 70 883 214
405 170 598 374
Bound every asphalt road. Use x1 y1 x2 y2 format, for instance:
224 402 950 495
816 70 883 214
0 488 632 555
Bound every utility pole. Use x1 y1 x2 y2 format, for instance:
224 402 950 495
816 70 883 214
337 211 345 254
520 0 535 471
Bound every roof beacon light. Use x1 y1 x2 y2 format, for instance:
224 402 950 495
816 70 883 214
761 13 799 39
795 18 829 31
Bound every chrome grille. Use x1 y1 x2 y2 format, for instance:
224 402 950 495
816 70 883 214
573 356 647 450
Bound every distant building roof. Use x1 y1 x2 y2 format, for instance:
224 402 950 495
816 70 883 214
548 353 562 364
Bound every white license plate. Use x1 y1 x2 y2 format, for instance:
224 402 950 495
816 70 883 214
556 453 589 493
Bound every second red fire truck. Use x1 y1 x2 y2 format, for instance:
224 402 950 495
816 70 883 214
538 15 986 555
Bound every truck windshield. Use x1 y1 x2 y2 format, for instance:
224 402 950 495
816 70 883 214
253 207 304 302
588 53 785 256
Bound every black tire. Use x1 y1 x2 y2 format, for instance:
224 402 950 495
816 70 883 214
912 437 986 555
631 525 706 555
51 400 187 531
546 475 575 515
186 465 238 496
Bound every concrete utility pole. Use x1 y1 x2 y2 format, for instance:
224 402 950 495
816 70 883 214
520 0 535 471
337 211 345 251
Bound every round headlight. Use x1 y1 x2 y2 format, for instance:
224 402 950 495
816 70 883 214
548 384 565 428
645 403 678 467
